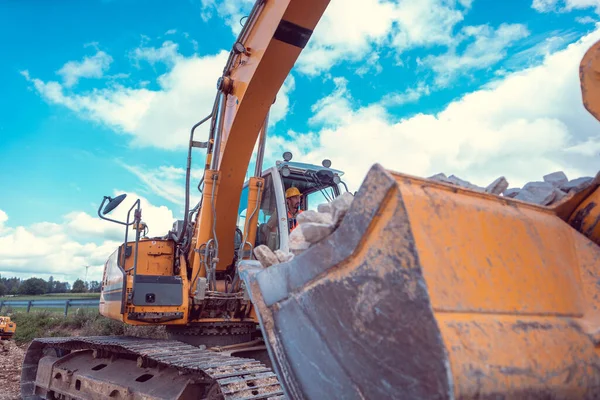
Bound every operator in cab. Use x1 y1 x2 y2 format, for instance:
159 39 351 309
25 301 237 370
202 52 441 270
285 187 302 232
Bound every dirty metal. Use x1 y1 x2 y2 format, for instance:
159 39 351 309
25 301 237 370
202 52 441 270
242 163 600 399
568 187 600 246
21 336 284 400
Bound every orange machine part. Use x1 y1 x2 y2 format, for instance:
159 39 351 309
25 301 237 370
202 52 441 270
242 164 600 399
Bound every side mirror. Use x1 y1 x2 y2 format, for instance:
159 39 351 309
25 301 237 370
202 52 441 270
103 194 127 215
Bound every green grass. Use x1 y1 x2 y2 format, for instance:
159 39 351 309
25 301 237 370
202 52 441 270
0 293 100 301
7 309 167 345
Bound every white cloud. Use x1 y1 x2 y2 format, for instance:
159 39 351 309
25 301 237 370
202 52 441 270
199 0 254 33
132 40 181 66
0 210 9 235
390 0 469 52
269 74 296 129
295 0 398 76
0 193 177 283
506 30 582 70
422 23 530 87
24 40 295 151
57 50 113 87
532 0 600 13
118 162 205 208
266 26 600 192
577 16 598 23
381 82 431 106
200 0 473 77
22 46 223 150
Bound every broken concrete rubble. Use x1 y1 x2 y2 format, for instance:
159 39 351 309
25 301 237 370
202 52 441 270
275 249 294 263
560 176 594 193
296 209 333 226
504 188 520 198
515 181 556 206
331 192 354 226
254 191 356 266
253 245 280 267
485 177 509 195
427 170 594 207
543 171 568 187
253 168 595 269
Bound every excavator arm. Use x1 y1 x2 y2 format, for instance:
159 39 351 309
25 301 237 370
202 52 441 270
188 0 331 289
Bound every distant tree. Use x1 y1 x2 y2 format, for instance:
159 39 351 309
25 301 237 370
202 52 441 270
18 278 48 295
88 281 101 293
52 281 69 293
47 276 54 293
72 279 87 293
1 277 21 294
0 283 6 297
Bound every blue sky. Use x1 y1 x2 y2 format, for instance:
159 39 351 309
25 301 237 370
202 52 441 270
1 0 600 283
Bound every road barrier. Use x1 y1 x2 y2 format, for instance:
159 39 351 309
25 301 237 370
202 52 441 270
0 299 99 316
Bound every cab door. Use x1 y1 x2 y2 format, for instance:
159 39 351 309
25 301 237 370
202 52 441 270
237 167 289 255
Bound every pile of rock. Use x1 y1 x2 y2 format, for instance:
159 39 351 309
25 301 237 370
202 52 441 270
428 171 594 206
252 170 596 268
253 192 354 267
428 173 509 195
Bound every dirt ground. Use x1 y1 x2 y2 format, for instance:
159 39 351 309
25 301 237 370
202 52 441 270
0 340 25 400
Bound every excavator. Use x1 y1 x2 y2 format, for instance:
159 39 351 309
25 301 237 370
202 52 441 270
19 0 600 398
0 316 16 340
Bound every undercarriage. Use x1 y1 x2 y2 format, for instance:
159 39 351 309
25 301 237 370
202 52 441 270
21 335 284 400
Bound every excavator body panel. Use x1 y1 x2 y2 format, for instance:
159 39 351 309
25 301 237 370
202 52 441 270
99 240 190 325
241 164 600 399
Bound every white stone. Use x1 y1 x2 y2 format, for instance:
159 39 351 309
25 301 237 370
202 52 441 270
331 192 354 225
302 223 335 244
297 209 334 226
317 202 334 215
551 188 567 204
504 188 520 198
560 177 594 193
514 181 556 205
447 175 485 192
485 177 509 195
543 171 568 187
253 245 279 267
289 225 311 253
428 173 449 181
275 249 294 263
429 173 485 192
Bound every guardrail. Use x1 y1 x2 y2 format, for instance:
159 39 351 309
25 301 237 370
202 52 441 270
0 299 100 316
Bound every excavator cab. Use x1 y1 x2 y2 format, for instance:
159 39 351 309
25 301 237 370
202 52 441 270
236 152 347 254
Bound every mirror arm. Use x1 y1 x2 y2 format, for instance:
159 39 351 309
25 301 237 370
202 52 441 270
97 196 132 226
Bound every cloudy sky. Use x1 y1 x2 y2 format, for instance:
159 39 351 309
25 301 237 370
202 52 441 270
1 0 600 283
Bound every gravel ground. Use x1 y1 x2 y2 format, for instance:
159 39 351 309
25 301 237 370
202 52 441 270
0 340 25 400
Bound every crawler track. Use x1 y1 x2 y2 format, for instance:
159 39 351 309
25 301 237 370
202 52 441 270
21 336 285 400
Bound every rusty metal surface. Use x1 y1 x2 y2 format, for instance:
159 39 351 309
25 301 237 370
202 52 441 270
569 187 600 246
580 38 600 123
242 163 600 399
21 335 284 400
551 172 600 222
439 315 600 399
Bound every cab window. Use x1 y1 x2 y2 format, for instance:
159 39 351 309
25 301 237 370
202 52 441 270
256 174 280 251
306 186 336 211
237 185 249 233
